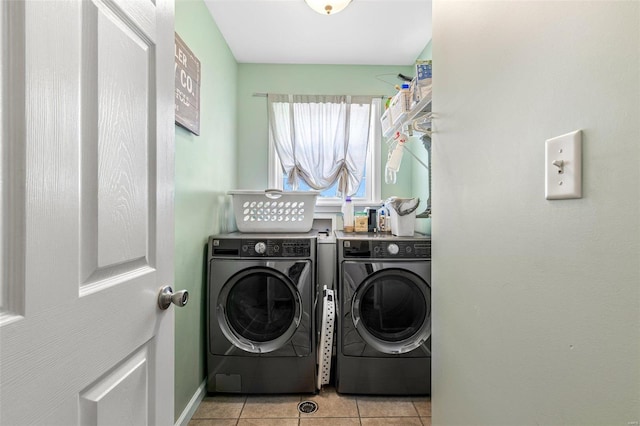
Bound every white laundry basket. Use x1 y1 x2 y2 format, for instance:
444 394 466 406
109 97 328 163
229 189 319 233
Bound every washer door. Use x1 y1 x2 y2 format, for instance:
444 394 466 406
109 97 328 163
217 266 302 353
351 268 430 354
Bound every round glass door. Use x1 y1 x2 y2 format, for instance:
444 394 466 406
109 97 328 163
351 268 431 354
217 266 302 353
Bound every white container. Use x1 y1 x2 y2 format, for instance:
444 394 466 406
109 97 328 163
229 189 318 233
385 197 420 237
377 207 388 233
341 196 354 232
415 60 432 86
380 108 394 137
390 84 413 125
388 209 417 236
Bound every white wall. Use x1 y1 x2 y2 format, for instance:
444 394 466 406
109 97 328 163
432 1 640 425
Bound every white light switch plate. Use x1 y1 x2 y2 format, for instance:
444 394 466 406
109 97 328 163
545 130 582 200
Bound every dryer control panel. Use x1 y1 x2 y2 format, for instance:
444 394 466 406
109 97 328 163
342 240 431 259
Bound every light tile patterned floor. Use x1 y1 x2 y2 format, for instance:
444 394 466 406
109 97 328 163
190 387 431 426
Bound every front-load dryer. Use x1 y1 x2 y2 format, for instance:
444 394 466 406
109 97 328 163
336 231 431 395
207 232 317 394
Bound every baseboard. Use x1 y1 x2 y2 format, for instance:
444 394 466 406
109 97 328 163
175 379 207 426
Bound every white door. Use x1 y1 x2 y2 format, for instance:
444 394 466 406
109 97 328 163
0 0 176 425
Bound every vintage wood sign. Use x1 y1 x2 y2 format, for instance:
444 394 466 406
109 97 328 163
174 32 201 135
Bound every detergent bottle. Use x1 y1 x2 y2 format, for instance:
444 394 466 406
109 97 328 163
342 196 354 232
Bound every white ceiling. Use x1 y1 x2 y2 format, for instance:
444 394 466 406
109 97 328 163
203 0 432 66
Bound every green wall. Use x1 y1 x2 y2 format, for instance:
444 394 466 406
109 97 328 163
174 0 238 420
432 2 639 423
417 40 432 61
236 64 416 200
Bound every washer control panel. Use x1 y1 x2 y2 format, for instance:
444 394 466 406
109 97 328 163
211 237 314 258
342 239 431 259
242 239 312 257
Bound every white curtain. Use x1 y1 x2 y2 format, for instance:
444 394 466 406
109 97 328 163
268 94 375 197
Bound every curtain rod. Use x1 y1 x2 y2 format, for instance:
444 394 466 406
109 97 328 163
252 92 387 98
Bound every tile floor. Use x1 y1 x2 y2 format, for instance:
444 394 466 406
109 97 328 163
190 387 431 426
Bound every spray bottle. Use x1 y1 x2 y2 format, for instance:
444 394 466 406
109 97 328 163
387 131 408 172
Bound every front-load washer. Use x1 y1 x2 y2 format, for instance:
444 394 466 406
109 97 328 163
336 231 431 395
207 232 317 394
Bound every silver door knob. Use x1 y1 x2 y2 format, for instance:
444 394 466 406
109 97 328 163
158 285 189 310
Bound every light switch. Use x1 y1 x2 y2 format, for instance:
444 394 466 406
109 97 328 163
545 130 582 200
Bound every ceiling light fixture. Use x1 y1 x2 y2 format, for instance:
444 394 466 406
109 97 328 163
304 0 352 16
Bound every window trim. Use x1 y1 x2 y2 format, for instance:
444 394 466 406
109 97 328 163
268 98 382 211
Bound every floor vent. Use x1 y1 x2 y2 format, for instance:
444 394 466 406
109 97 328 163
298 401 318 414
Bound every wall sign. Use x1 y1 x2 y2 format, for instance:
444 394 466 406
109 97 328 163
174 32 201 135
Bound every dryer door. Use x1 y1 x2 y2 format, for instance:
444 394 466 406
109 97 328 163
349 267 431 355
217 265 304 354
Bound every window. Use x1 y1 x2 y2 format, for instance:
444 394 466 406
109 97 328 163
268 95 382 209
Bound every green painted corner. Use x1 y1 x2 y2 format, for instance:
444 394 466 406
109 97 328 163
417 39 433 61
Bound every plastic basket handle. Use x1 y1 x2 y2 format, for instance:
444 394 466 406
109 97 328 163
265 189 283 199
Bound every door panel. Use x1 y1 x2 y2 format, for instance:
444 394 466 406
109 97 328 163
356 272 428 342
218 266 303 353
209 259 314 357
79 345 150 426
0 0 26 321
0 0 175 424
341 261 431 357
95 0 152 269
80 0 156 290
351 268 431 354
